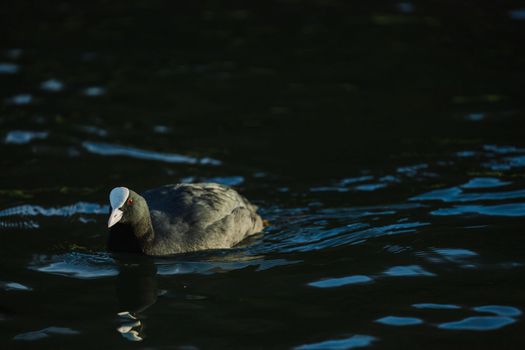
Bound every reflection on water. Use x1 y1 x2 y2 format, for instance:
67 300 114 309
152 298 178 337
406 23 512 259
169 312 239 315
0 62 19 74
4 130 48 144
308 275 373 288
382 265 435 277
510 8 525 20
82 141 222 165
117 313 143 338
0 281 32 291
412 303 461 310
29 252 300 280
417 248 479 267
375 316 423 326
461 178 510 189
181 175 245 186
376 303 522 332
1 1 525 346
82 86 106 97
412 187 525 203
114 260 158 342
295 334 377 350
14 327 80 341
156 258 298 275
30 253 118 279
40 79 64 92
5 94 32 106
0 202 108 218
431 203 525 217
1 142 523 346
473 305 522 317
438 317 516 331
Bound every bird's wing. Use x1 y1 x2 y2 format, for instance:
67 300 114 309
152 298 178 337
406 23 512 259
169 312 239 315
142 183 262 253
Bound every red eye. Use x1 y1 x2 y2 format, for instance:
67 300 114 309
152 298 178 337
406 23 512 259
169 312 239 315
127 198 134 205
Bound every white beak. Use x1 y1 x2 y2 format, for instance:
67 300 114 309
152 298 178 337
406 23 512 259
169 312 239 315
108 208 123 228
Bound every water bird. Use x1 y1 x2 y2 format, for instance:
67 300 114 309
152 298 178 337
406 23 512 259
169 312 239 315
107 183 263 255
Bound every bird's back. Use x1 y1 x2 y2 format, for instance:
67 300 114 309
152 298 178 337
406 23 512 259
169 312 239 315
142 183 262 255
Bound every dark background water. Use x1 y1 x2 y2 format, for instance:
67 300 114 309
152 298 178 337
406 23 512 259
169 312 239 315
1 1 525 349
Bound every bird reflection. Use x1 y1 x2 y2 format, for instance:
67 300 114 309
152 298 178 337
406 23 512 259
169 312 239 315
114 255 159 341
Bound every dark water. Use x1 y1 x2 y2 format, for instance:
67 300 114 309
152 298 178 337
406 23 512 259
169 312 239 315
1 1 525 349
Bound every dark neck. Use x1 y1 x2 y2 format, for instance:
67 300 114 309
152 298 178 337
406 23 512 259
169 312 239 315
108 216 154 254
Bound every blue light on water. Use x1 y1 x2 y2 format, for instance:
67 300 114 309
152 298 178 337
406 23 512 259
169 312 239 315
83 141 222 165
461 178 510 189
383 265 435 277
14 327 80 341
295 334 377 350
438 316 516 331
412 303 461 310
375 316 423 326
473 305 522 317
308 275 373 288
4 130 48 144
431 203 525 217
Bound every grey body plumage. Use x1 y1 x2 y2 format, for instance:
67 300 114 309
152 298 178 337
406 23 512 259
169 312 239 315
107 183 263 256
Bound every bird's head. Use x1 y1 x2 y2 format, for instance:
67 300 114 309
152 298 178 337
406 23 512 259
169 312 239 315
108 187 147 228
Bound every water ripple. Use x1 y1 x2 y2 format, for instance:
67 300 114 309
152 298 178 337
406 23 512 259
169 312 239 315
0 220 40 229
382 265 435 277
0 281 32 291
411 187 525 203
0 62 19 74
510 8 525 20
29 253 118 279
4 130 48 144
308 275 373 288
412 303 461 310
258 221 428 253
30 252 299 279
181 175 244 186
83 86 106 96
473 305 522 317
40 79 64 92
431 203 525 217
83 141 221 165
156 258 299 275
256 205 428 254
14 327 80 341
438 316 516 331
461 178 511 189
375 316 423 326
295 334 377 350
5 94 32 105
0 202 108 218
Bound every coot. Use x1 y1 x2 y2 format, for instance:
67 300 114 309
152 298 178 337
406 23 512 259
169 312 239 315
107 183 263 255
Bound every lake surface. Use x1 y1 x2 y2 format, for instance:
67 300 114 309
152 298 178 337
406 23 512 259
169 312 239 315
1 1 525 349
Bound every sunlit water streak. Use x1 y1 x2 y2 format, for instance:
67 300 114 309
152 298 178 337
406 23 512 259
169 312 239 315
375 316 423 326
4 130 48 144
438 316 516 331
0 62 19 74
40 79 64 92
294 334 377 350
82 141 222 165
28 252 300 280
0 202 108 218
13 327 80 341
2 143 524 346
